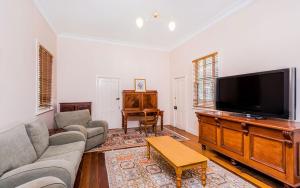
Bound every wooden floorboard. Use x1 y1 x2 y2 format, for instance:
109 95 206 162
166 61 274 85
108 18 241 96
74 125 282 188
75 152 109 188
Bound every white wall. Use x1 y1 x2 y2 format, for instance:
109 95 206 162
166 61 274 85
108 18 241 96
0 0 57 130
170 0 300 135
57 37 171 127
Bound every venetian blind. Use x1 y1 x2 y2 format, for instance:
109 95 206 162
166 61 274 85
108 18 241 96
38 45 53 109
193 52 218 108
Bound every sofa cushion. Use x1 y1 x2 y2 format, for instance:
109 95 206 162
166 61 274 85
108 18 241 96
38 151 83 173
39 141 85 159
86 127 104 138
25 119 49 158
0 125 37 176
55 110 91 128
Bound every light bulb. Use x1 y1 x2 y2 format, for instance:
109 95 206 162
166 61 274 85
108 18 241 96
136 17 144 29
168 21 176 31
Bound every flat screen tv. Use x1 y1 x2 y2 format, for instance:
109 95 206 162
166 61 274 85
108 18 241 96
216 68 296 120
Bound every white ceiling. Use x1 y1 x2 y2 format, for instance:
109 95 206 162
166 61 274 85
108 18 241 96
36 0 252 51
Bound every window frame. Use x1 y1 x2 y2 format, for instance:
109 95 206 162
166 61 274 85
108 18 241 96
192 52 218 108
35 41 54 115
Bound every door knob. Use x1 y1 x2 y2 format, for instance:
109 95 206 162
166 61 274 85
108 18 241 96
116 98 120 100
174 106 177 110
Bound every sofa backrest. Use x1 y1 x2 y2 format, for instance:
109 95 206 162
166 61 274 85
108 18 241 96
55 110 91 128
25 119 49 158
0 125 37 177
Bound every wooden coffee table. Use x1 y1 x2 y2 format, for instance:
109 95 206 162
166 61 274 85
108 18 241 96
145 136 208 187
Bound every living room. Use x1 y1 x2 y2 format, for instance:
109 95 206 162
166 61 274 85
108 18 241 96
1 0 300 187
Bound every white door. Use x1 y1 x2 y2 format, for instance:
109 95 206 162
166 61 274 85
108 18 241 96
173 77 185 130
96 77 121 129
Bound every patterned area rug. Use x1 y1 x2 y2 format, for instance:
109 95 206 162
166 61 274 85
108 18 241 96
87 127 189 153
105 147 256 188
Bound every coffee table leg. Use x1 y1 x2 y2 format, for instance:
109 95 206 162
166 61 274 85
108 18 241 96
201 162 207 187
175 168 182 188
146 142 150 159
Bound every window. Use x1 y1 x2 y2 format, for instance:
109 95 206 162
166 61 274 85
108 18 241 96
193 52 218 108
37 45 53 112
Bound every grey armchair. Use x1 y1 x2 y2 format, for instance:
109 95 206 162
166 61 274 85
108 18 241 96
55 110 108 150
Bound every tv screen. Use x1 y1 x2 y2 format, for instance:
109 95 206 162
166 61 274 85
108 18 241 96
216 68 295 119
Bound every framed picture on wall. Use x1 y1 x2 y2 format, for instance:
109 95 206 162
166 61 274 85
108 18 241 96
134 79 146 92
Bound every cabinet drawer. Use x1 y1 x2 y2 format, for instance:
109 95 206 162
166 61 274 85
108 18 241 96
199 116 217 125
77 104 90 111
199 122 217 145
60 104 76 112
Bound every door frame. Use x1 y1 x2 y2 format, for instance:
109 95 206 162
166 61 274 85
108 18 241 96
172 76 186 131
95 75 121 122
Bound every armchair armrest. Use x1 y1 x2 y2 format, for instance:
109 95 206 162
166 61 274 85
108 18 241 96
88 120 108 139
64 125 87 138
87 120 108 128
49 131 86 146
16 176 66 188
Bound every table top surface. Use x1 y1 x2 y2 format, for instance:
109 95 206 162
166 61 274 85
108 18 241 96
146 136 208 167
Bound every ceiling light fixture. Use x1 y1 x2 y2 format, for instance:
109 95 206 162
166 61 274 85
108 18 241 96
168 21 176 31
136 17 144 29
136 12 176 31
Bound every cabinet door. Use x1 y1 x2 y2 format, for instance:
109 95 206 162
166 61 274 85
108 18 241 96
199 122 218 145
123 93 142 110
220 120 245 156
142 93 157 109
249 127 286 173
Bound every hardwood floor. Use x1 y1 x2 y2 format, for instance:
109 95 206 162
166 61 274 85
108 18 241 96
74 125 283 188
74 152 108 188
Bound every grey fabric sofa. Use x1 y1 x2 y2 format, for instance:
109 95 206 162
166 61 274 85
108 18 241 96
55 110 108 151
0 119 86 188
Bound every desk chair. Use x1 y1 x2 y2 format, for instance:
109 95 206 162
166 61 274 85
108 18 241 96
139 109 159 136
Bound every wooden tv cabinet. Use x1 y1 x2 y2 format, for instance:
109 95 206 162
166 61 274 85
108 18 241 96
196 110 300 187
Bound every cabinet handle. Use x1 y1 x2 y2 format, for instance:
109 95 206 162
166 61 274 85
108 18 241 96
282 131 293 147
214 117 220 124
241 123 249 135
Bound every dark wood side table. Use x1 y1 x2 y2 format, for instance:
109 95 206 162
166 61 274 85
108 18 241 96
59 102 92 114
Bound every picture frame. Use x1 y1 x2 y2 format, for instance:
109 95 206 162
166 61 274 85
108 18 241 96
134 79 146 92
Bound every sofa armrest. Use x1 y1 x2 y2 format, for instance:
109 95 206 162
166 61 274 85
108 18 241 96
0 160 74 188
88 120 108 139
64 125 87 138
49 131 86 146
16 176 66 188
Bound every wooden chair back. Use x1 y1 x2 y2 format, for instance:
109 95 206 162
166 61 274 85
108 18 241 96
142 109 159 126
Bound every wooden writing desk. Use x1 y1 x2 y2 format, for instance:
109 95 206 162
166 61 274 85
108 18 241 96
121 90 164 134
